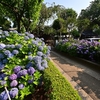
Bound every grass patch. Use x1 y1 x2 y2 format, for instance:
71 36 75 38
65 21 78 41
43 61 82 100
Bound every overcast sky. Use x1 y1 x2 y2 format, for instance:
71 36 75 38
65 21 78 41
44 0 94 15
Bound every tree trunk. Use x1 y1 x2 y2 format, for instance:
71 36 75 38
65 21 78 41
17 19 20 33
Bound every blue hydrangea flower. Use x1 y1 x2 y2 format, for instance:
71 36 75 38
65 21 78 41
0 90 8 100
24 36 29 40
37 51 43 56
0 63 5 70
10 80 18 87
0 43 6 50
36 63 44 71
28 79 33 84
5 44 11 49
10 44 15 48
0 73 6 80
9 74 17 81
9 88 18 98
3 31 9 36
3 50 11 56
33 56 42 64
0 80 6 86
0 53 4 59
8 53 14 58
2 59 8 64
13 66 21 74
38 46 43 51
28 34 34 38
16 44 22 49
48 46 51 50
12 50 19 55
26 62 33 68
18 84 24 89
27 56 33 61
13 30 18 33
41 60 48 68
32 40 38 46
27 67 35 75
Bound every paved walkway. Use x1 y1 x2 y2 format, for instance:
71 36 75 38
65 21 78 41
50 51 100 100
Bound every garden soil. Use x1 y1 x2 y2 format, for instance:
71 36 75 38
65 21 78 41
50 51 100 100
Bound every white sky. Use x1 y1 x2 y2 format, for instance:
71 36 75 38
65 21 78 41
44 0 94 15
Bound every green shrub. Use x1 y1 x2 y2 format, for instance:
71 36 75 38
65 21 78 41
43 61 81 100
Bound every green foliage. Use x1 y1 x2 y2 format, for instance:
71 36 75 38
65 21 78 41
43 61 81 100
78 0 100 32
0 0 44 32
52 18 63 31
59 8 77 20
71 29 80 38
0 30 50 100
55 39 100 63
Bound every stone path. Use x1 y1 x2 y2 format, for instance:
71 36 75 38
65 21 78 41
50 51 100 100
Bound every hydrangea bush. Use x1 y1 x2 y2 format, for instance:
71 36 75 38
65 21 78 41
0 30 51 100
55 39 100 63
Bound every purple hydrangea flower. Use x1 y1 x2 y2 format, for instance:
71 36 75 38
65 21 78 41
12 50 19 55
9 88 18 98
18 84 24 89
13 66 21 74
0 90 8 100
17 71 23 78
10 80 18 87
9 74 17 81
21 69 27 76
17 69 27 77
27 67 35 75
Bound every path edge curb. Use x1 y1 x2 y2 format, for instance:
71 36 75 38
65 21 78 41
50 58 93 100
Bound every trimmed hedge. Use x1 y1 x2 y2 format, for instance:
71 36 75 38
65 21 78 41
43 61 81 100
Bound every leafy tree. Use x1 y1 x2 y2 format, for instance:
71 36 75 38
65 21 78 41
71 29 80 39
44 26 54 35
0 0 43 32
78 0 100 33
0 17 11 30
77 18 90 33
59 8 77 20
52 18 63 31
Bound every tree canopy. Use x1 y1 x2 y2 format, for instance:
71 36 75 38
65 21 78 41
0 0 43 32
